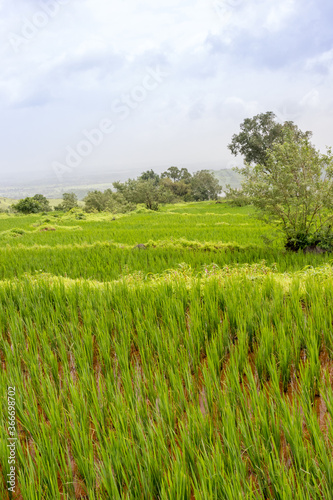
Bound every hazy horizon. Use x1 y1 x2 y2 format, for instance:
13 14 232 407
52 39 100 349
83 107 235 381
1 161 231 188
1 0 333 189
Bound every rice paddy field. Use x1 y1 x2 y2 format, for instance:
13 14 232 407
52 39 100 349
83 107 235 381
1 201 333 499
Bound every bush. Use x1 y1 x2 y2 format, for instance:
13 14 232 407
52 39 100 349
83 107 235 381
285 228 333 252
84 189 136 213
12 198 43 214
224 185 251 207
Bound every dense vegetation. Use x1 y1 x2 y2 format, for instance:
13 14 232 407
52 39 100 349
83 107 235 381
1 200 333 498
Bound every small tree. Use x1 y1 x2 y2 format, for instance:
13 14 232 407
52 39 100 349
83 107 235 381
105 192 136 213
84 189 135 213
224 185 250 207
32 194 51 212
113 179 167 210
237 130 333 250
131 179 162 210
12 197 43 214
84 190 108 212
56 192 78 212
160 177 192 201
190 170 222 201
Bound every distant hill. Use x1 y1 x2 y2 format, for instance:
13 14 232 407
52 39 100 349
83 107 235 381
211 169 242 190
0 184 114 201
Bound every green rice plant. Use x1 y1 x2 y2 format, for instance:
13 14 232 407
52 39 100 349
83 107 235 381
275 323 293 392
66 388 97 496
1 202 333 497
255 326 274 385
299 389 333 495
279 397 314 479
299 329 321 402
159 448 192 500
322 372 333 419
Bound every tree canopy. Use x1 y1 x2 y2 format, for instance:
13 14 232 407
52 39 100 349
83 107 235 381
191 170 222 201
161 166 192 183
110 168 221 210
55 193 79 212
12 194 51 214
84 189 135 213
31 194 51 212
12 197 43 214
228 111 312 167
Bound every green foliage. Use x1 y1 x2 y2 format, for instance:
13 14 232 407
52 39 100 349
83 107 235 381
111 168 223 208
0 227 27 240
237 129 333 251
31 194 52 212
139 169 160 184
12 194 51 214
224 184 250 207
12 197 43 214
83 189 107 212
161 166 192 183
191 170 222 201
113 178 167 210
55 192 79 212
228 111 312 166
83 189 135 213
129 179 163 210
160 177 192 201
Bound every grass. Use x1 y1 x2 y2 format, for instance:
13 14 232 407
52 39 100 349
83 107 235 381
0 201 333 498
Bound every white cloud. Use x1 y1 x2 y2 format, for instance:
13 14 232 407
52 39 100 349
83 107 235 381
263 0 296 32
0 0 332 184
305 48 333 75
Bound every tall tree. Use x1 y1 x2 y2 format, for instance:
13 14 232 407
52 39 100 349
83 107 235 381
237 129 333 250
228 112 312 167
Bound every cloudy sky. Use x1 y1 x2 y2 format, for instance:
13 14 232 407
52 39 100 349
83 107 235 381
1 0 333 186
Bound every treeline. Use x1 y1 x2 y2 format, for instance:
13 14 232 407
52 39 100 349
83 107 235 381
10 193 79 214
11 167 222 214
84 167 221 212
